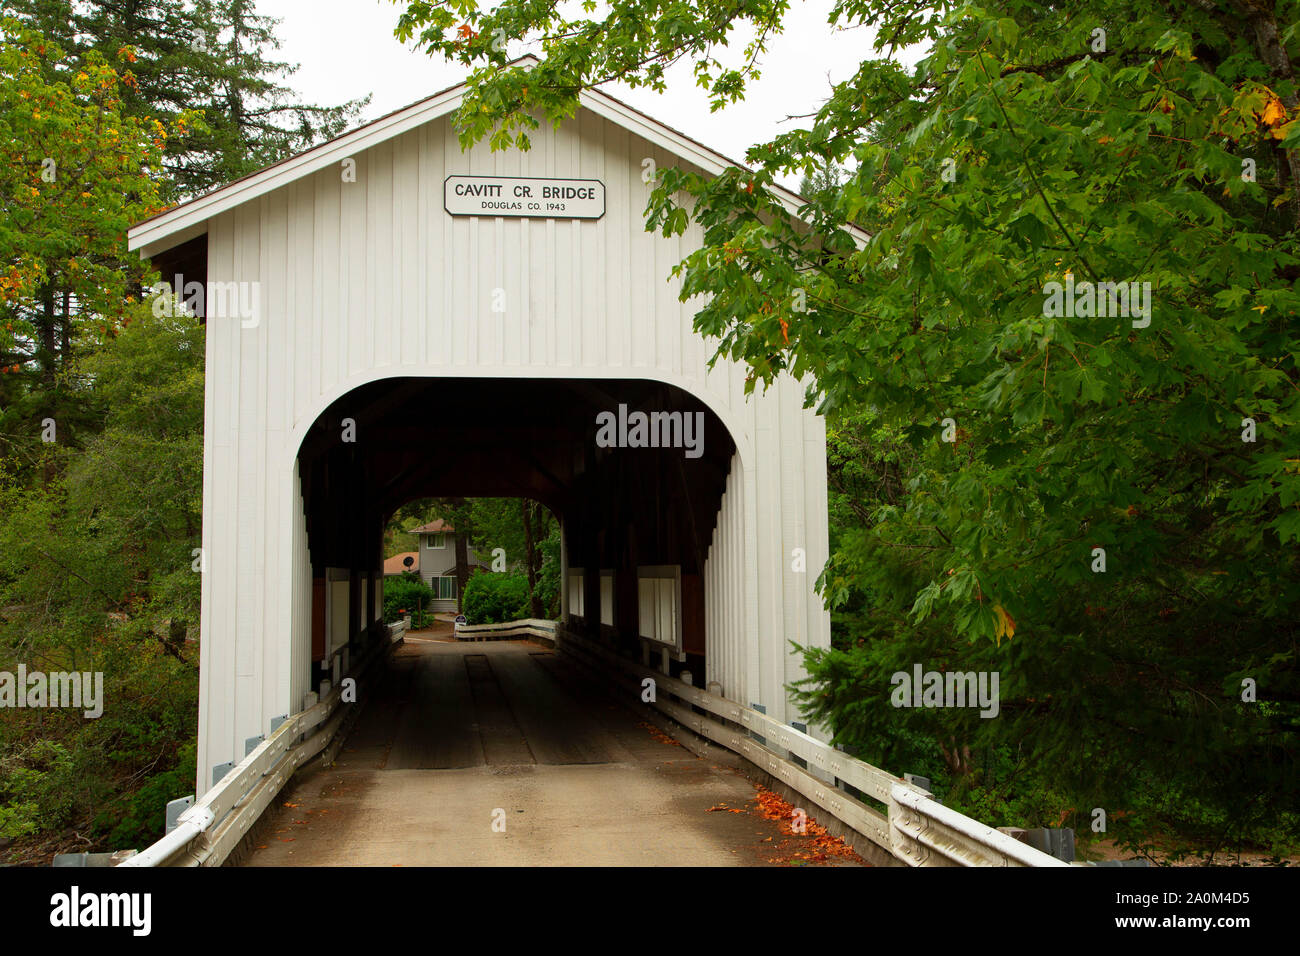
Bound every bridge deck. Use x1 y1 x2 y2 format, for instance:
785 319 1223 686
243 631 862 866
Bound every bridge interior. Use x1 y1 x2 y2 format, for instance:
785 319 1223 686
296 376 737 689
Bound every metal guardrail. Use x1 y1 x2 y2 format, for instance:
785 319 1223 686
556 625 1069 867
119 622 406 867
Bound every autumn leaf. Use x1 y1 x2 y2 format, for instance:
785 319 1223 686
993 604 1016 645
1261 96 1286 127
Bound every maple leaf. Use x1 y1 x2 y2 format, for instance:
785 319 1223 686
1261 96 1286 127
993 604 1016 645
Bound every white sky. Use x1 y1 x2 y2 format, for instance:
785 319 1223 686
254 0 925 186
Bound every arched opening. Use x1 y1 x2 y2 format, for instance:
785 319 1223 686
292 376 740 698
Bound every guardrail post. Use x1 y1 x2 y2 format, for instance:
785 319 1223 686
1024 827 1075 862
244 735 265 757
749 703 766 746
211 762 234 787
165 796 194 835
904 773 932 794
789 721 808 771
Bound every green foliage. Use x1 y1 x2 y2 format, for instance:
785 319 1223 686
398 0 1300 858
0 801 39 840
382 573 436 624
382 497 440 559
0 303 202 855
381 496 561 619
461 572 530 624
465 497 559 618
95 742 195 849
534 521 561 619
0 15 182 459
0 7 361 860
4 0 367 200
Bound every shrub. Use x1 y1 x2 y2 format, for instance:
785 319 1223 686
462 573 529 624
383 573 435 624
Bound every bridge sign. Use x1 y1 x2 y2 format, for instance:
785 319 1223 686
444 175 605 220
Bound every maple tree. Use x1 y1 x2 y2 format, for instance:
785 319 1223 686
395 0 1299 856
0 17 183 482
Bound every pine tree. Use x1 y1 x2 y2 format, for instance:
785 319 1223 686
6 0 368 199
2 0 367 470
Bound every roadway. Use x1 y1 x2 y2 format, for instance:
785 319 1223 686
243 628 863 866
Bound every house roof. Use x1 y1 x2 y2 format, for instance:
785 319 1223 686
409 519 455 534
383 552 420 574
127 54 867 258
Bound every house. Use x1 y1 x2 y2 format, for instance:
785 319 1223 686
408 519 489 611
382 552 420 576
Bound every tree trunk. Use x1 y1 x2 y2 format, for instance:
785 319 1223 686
522 499 542 618
38 285 56 388
60 290 71 365
455 531 469 613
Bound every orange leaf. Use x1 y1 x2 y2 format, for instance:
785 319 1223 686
1262 96 1286 127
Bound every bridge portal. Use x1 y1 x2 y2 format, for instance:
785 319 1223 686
129 60 832 798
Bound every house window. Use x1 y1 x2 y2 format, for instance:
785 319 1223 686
437 576 457 599
427 533 446 549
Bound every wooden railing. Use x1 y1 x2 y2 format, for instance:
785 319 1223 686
453 617 557 643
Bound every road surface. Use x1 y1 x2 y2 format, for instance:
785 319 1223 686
244 630 861 866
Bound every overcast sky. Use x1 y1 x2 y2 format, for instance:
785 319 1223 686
254 0 925 186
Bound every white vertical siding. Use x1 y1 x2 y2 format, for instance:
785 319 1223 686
705 451 747 704
195 107 831 795
289 462 311 716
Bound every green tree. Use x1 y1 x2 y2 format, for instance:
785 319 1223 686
466 497 557 617
6 0 367 199
2 1 365 459
394 0 1300 857
0 17 178 480
0 301 203 858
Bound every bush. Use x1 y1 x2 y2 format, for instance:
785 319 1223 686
461 573 529 624
383 573 436 624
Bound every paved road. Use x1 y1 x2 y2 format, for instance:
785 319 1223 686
244 631 861 866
